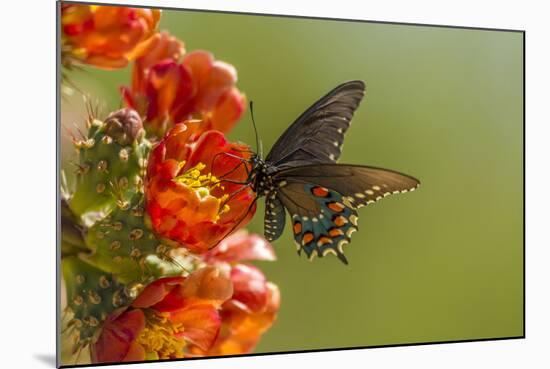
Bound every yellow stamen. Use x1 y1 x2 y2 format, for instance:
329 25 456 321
137 312 186 359
172 162 231 216
173 163 219 189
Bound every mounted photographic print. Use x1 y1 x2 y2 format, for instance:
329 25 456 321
57 1 524 366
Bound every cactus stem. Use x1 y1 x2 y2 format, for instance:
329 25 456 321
112 290 124 307
101 135 113 144
73 295 84 306
134 176 143 188
73 138 95 149
97 160 108 173
131 207 144 217
118 177 129 189
123 282 144 300
129 228 144 240
88 290 102 305
138 158 147 168
117 200 130 210
70 161 91 175
109 240 121 251
119 148 129 162
99 275 110 288
130 247 142 259
83 315 99 327
96 183 106 193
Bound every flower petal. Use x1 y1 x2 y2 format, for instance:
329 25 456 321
92 309 146 363
230 264 268 313
122 340 146 362
132 277 185 308
181 266 233 304
182 50 214 87
205 230 276 263
62 5 160 70
151 266 232 312
170 304 222 351
145 128 255 251
195 61 237 111
209 87 246 133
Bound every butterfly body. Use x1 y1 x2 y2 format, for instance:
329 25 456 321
245 80 420 264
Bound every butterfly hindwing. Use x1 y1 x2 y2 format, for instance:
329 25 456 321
277 183 358 264
266 81 365 167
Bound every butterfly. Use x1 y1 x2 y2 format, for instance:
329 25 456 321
239 80 420 264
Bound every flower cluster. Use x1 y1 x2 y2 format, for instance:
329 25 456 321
61 4 161 69
60 4 278 365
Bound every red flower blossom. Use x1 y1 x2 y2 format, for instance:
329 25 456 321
199 231 280 355
122 49 246 138
129 31 185 100
61 4 161 69
145 122 256 253
92 266 233 363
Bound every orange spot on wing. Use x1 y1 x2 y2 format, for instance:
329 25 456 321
293 222 302 234
328 202 345 212
312 186 329 197
329 228 344 237
317 237 332 246
333 216 348 226
302 232 314 244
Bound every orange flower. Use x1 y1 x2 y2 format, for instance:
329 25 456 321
199 231 280 355
122 49 246 138
61 4 160 69
145 123 256 254
92 267 233 363
129 31 185 99
204 230 276 264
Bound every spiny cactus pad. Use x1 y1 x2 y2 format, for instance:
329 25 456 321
83 192 195 285
63 256 134 344
65 179 198 350
63 199 196 349
69 109 151 226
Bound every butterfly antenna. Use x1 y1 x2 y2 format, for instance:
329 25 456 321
249 101 263 158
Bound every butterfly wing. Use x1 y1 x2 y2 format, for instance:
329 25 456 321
276 164 420 208
265 80 365 167
274 164 420 264
276 182 358 264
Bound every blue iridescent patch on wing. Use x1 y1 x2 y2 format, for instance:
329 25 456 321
291 184 358 264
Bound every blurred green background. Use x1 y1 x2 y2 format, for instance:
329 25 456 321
61 9 523 353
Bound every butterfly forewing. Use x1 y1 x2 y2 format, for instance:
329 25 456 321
266 81 365 167
275 164 420 208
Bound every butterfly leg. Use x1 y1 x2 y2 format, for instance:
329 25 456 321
220 183 254 207
207 195 259 251
209 151 251 173
217 159 251 180
207 151 252 187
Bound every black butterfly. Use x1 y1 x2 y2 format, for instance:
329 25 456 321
237 80 420 264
